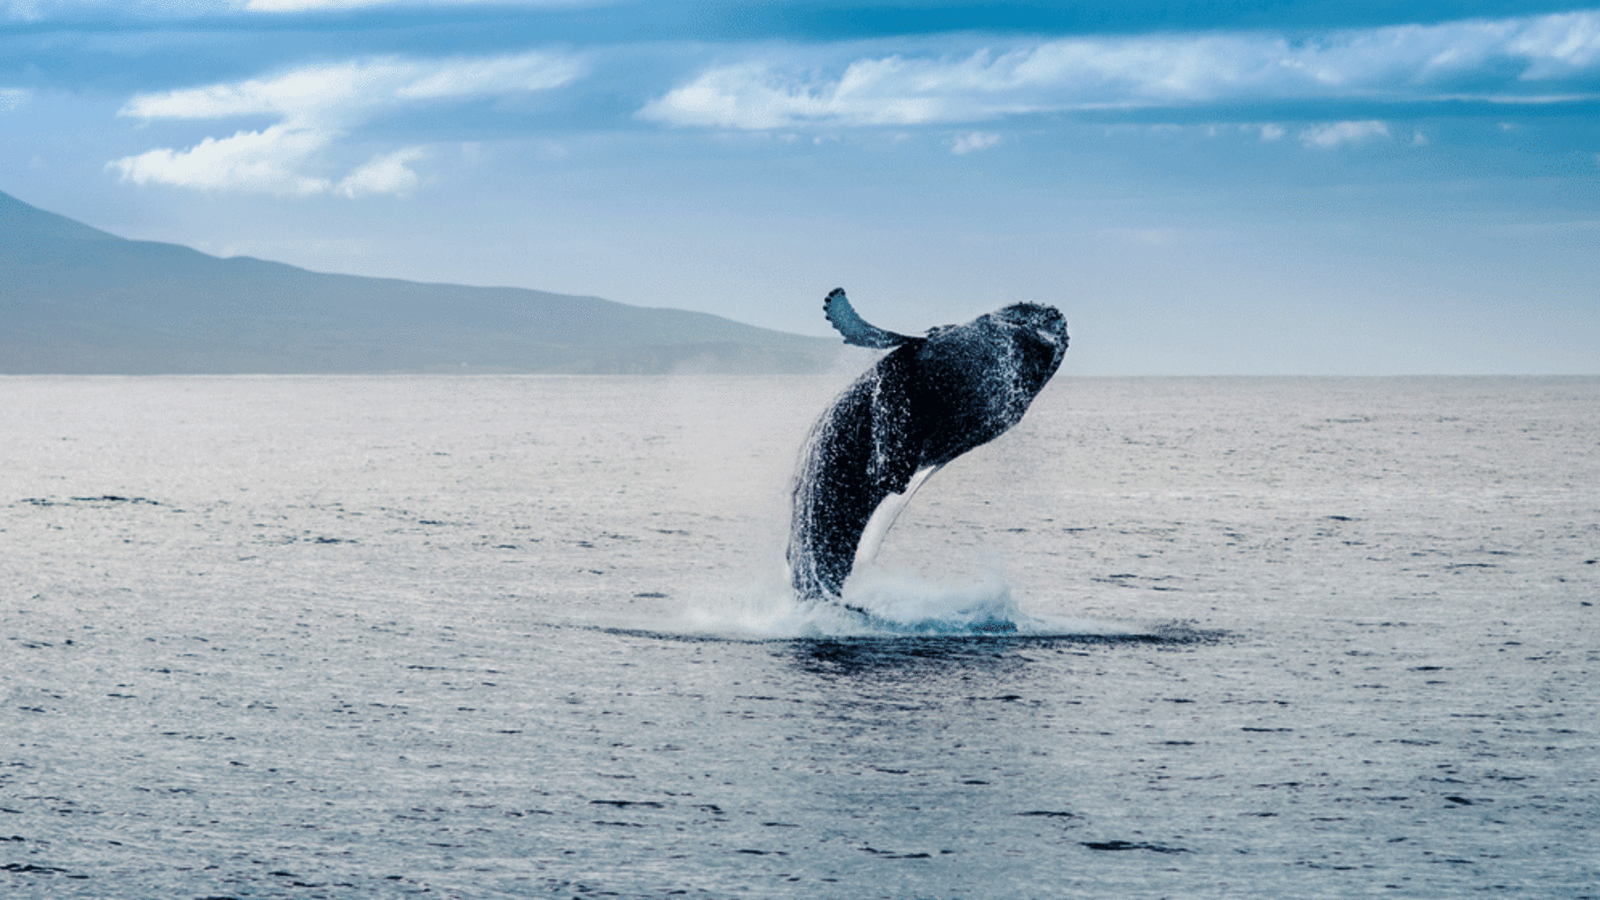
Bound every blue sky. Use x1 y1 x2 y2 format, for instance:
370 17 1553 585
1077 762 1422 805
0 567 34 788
3 0 1597 374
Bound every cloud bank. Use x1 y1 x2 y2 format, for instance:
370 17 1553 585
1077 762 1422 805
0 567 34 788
110 52 580 197
639 11 1600 129
97 8 1600 198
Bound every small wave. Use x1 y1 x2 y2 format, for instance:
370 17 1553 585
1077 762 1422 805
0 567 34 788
673 568 1134 640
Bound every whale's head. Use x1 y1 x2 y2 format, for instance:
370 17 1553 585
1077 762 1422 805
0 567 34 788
913 301 1069 442
986 302 1068 388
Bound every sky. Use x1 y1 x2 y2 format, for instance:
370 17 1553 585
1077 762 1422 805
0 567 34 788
2 0 1598 375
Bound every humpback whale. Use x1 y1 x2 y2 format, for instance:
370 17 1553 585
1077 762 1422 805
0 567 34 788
788 288 1068 602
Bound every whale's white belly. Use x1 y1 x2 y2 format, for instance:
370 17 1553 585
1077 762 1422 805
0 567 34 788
852 463 945 572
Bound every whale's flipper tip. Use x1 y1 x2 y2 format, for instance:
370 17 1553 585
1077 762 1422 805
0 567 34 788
824 288 916 349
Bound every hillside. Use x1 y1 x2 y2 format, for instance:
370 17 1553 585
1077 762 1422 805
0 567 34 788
0 191 834 374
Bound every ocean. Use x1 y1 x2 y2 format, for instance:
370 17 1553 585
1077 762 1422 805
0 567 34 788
2 374 1596 898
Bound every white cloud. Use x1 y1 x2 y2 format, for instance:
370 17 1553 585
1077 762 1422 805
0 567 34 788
1299 120 1391 149
4 1 234 21
1258 123 1286 141
120 52 579 122
950 131 1000 155
1507 11 1600 77
0 87 28 110
640 10 1600 130
111 51 580 197
395 52 582 98
335 146 427 198
109 124 334 195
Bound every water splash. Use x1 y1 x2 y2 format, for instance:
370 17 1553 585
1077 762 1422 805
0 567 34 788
675 567 1130 640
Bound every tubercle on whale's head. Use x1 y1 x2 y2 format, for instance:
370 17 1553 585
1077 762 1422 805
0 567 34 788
989 302 1069 371
991 302 1066 338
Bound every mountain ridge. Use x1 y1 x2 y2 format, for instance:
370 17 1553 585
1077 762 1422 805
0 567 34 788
0 190 835 374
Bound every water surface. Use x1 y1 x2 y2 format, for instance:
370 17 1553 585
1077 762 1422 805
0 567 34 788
3 375 1596 897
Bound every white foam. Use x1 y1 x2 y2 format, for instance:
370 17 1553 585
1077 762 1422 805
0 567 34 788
673 566 1130 640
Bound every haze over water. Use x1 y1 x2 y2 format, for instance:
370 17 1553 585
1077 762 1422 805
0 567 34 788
3 375 1597 897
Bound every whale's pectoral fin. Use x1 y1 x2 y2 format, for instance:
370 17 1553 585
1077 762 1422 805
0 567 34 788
824 288 917 349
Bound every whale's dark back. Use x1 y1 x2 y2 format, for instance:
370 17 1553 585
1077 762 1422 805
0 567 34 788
789 303 1067 601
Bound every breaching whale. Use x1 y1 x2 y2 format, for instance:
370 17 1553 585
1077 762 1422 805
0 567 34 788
788 288 1068 602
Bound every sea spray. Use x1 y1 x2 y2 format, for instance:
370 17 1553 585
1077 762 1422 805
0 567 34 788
676 565 1129 639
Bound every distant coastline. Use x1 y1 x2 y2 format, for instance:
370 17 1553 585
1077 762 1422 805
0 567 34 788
0 190 835 376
